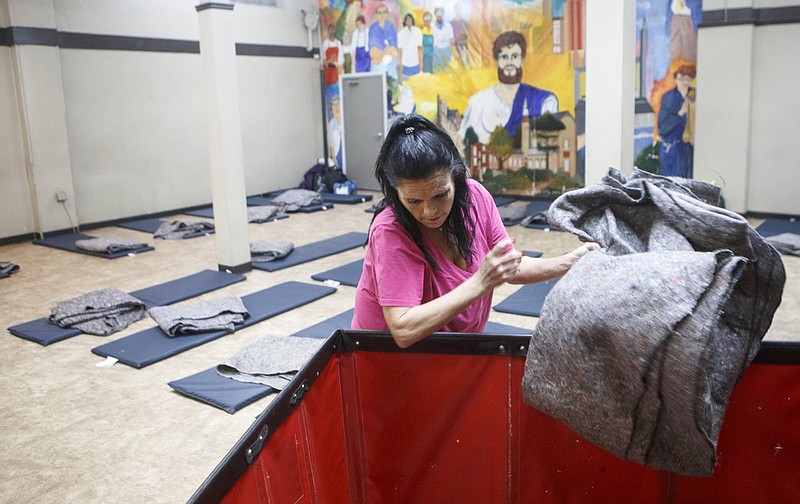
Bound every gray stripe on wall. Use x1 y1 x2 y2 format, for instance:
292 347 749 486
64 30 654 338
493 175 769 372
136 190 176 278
0 25 316 57
701 6 800 28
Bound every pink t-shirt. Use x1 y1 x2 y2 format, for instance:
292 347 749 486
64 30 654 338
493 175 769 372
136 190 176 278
352 179 511 332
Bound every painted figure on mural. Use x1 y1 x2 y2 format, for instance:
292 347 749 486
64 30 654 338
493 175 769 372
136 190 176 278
342 29 353 74
669 0 697 63
432 7 455 71
397 13 423 79
351 15 370 73
369 3 399 80
327 94 344 169
321 24 343 98
421 11 434 73
458 31 558 146
450 2 470 66
658 64 695 178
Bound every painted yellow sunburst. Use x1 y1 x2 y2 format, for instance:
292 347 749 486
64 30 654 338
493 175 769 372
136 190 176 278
401 4 577 123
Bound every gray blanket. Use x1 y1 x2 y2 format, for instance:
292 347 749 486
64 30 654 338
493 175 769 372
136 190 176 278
147 296 248 336
0 260 19 275
250 240 293 262
48 288 146 335
765 232 800 256
270 189 322 212
74 237 148 253
522 168 785 476
154 220 214 239
217 334 324 389
247 205 282 223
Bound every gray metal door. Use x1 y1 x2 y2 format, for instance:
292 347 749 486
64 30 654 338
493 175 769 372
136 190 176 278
340 73 386 191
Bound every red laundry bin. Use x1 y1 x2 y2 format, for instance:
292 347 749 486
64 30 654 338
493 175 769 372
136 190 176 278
190 331 800 504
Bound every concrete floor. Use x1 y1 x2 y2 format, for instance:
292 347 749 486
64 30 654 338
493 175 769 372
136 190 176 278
0 198 797 503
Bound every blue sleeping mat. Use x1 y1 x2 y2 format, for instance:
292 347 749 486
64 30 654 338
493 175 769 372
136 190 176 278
320 193 373 204
293 202 335 213
293 309 354 339
91 281 336 368
755 218 800 238
117 218 165 234
167 368 275 415
252 232 366 272
7 270 246 346
129 270 245 309
493 195 516 207
182 206 289 222
117 218 214 238
484 320 533 335
182 207 214 219
246 196 273 206
168 308 354 413
311 259 363 287
492 278 559 317
32 232 154 258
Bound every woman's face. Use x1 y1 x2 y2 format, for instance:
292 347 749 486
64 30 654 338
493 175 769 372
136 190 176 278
395 170 455 230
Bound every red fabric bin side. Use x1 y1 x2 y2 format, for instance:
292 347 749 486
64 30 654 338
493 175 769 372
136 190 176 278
342 351 514 504
675 363 800 502
222 357 350 503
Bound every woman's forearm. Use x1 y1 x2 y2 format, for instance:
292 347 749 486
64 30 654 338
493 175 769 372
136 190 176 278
383 275 489 348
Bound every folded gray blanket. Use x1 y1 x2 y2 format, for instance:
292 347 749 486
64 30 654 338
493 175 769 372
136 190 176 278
765 232 800 256
0 260 20 275
247 205 282 223
522 168 785 476
217 334 324 389
75 237 148 253
147 296 248 336
250 240 294 262
270 189 322 212
154 220 215 239
49 288 146 335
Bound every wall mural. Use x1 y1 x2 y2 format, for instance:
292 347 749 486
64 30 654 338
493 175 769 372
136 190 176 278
319 0 700 198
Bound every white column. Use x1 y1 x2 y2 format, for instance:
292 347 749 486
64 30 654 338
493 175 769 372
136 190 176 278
585 0 636 185
196 2 251 272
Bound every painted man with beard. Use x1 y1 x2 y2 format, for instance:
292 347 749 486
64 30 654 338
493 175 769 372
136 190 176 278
458 31 558 146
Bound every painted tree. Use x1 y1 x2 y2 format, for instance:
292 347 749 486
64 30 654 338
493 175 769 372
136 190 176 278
534 112 566 172
487 125 513 171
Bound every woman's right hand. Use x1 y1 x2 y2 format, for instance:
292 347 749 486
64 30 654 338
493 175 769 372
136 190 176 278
474 239 521 293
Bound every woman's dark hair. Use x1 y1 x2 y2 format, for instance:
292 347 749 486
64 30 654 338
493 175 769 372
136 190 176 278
370 114 474 270
403 13 415 27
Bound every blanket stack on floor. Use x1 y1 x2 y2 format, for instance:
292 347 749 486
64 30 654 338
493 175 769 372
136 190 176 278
147 296 249 336
217 334 325 390
247 205 283 223
270 189 322 212
1 260 20 277
75 237 149 254
48 288 146 335
522 168 785 476
154 220 214 239
250 240 293 262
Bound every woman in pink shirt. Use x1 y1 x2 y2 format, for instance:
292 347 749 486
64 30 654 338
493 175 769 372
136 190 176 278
352 115 597 348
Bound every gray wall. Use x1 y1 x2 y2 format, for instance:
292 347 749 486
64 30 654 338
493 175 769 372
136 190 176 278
1 0 323 240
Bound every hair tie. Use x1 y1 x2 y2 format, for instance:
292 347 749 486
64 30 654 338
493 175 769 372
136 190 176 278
405 126 414 134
